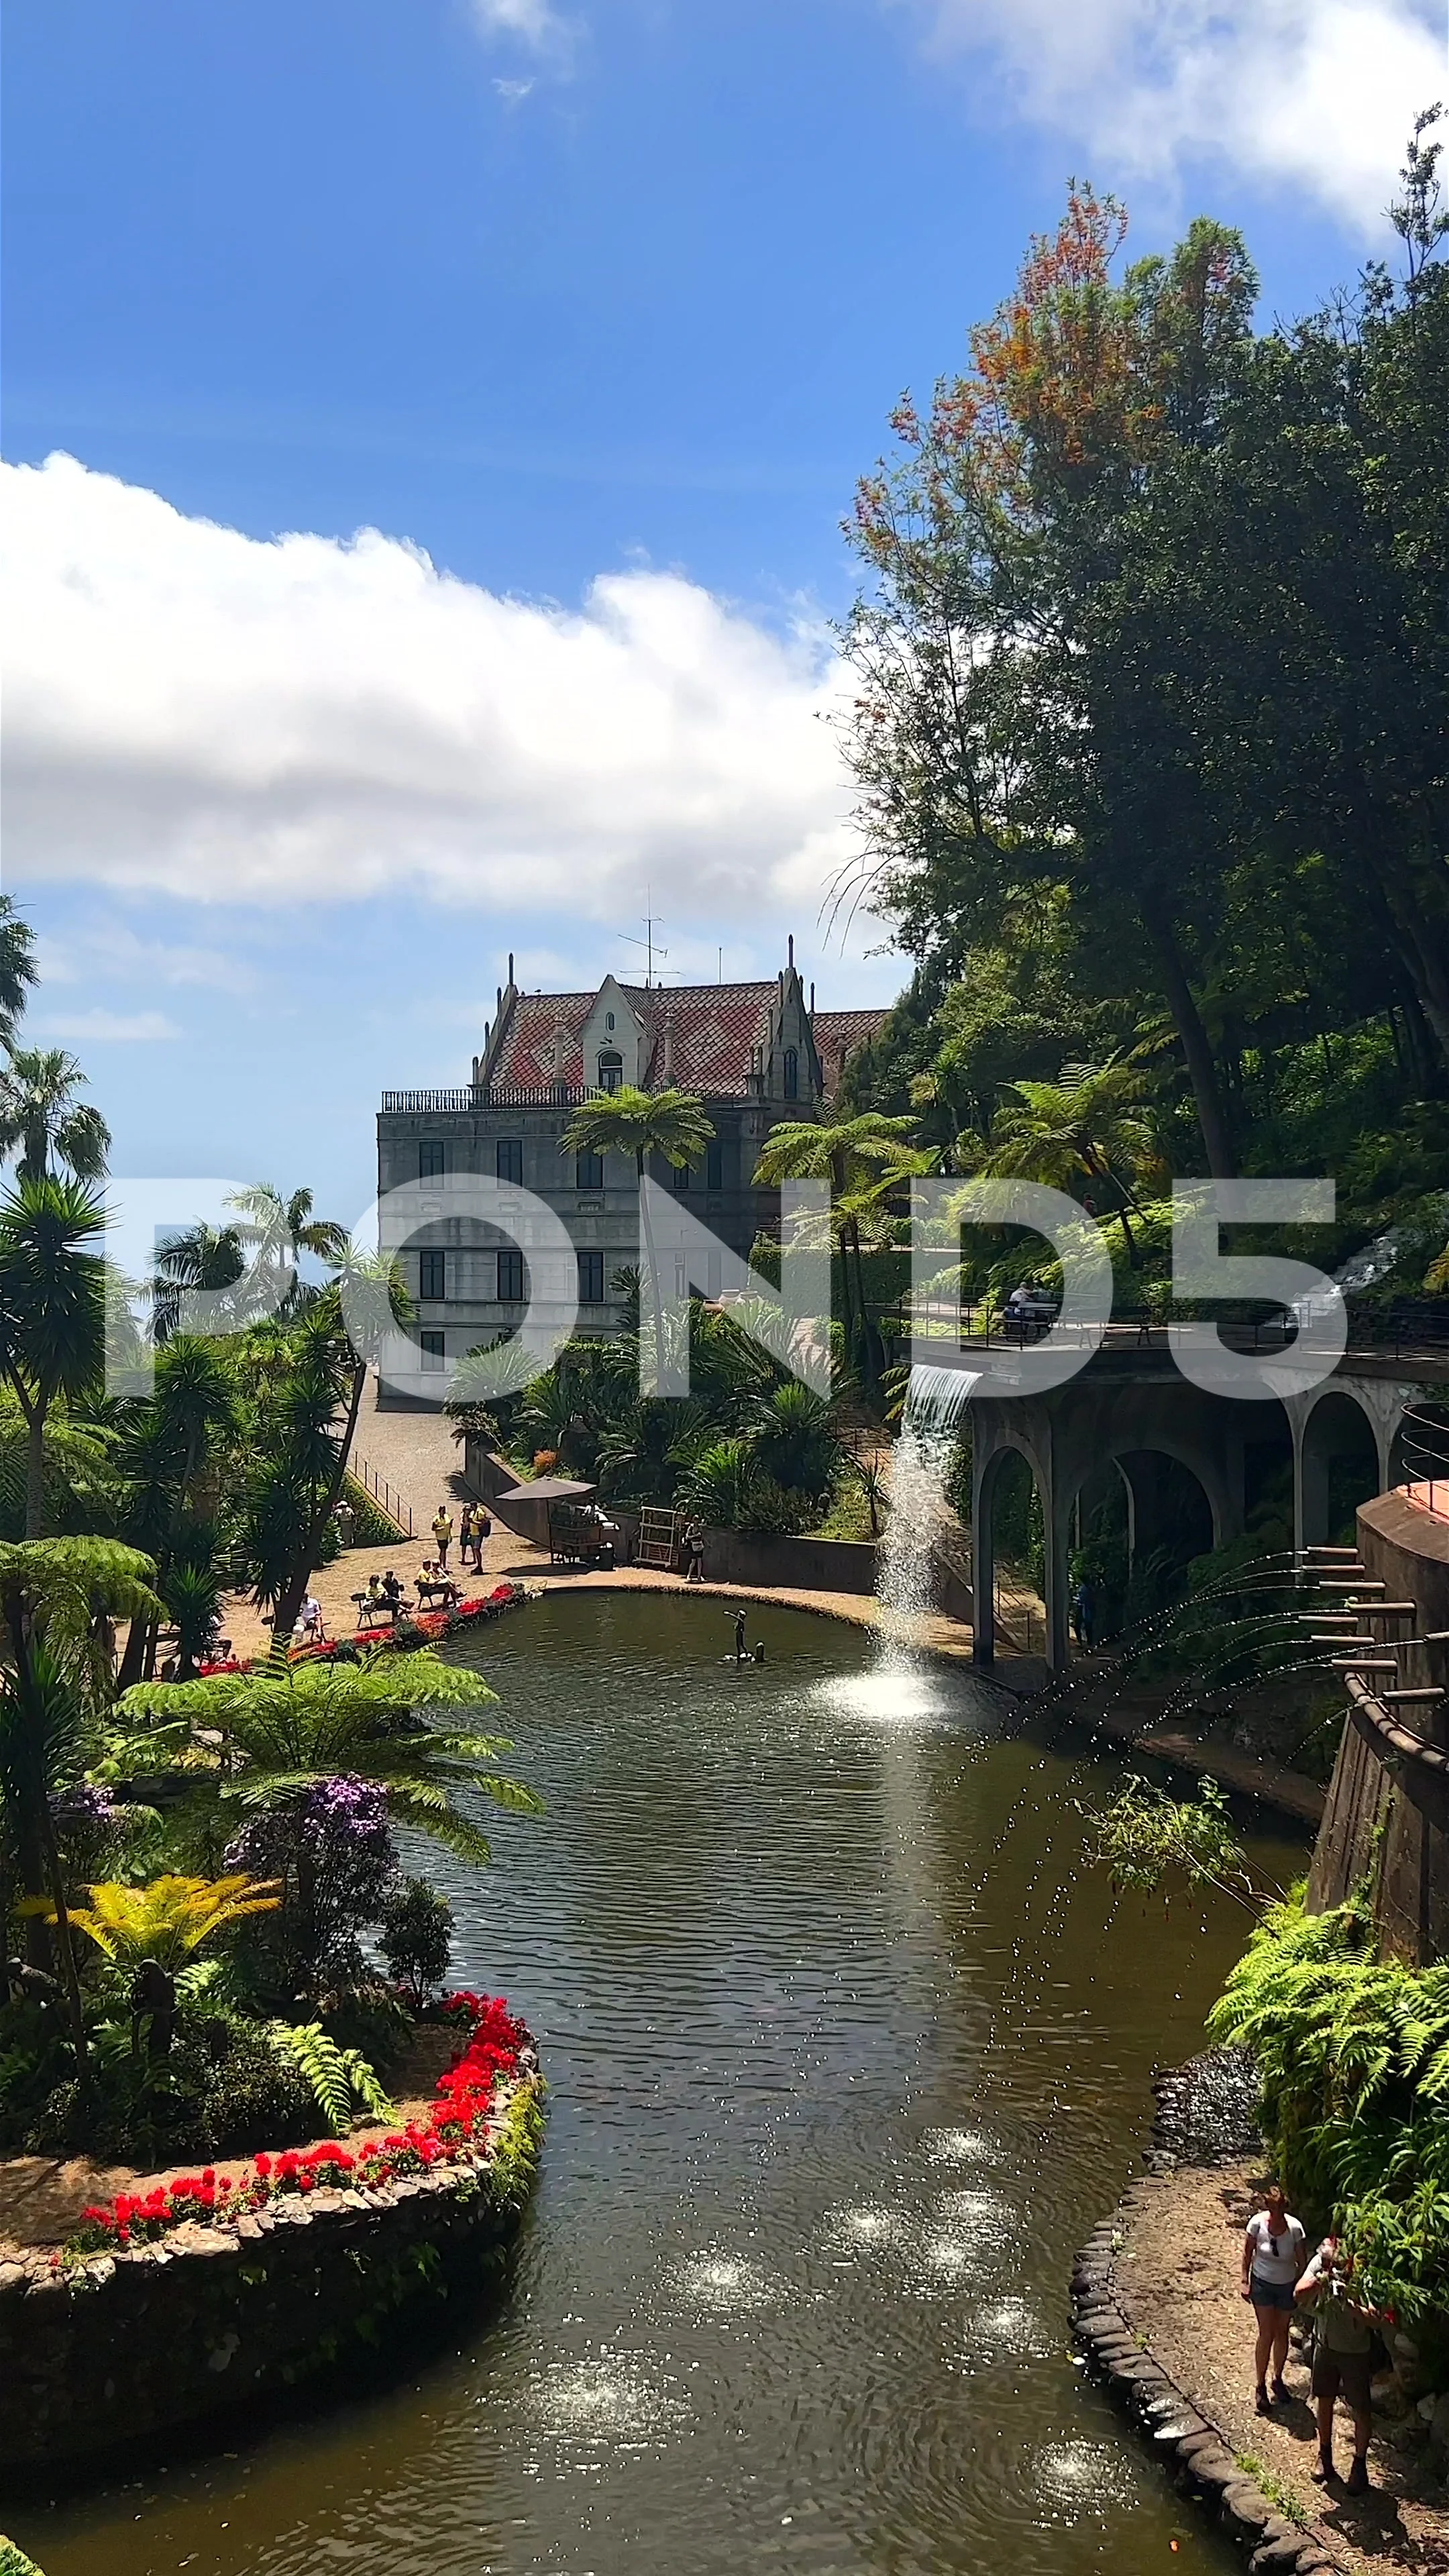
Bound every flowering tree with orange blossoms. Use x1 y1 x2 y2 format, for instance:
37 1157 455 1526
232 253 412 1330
842 187 1258 1178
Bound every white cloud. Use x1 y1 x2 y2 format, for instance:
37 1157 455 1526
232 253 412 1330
902 0 1444 229
0 453 857 934
470 0 572 64
36 924 244 991
494 76 537 103
32 1007 180 1043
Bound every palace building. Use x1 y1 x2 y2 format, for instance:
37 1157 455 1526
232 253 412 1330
375 948 885 1385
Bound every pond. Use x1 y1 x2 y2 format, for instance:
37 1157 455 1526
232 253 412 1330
21 1591 1303 2576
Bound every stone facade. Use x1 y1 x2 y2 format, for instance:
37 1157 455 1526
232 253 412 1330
375 955 884 1393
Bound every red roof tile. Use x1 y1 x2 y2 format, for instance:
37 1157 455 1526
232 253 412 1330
812 1008 889 1096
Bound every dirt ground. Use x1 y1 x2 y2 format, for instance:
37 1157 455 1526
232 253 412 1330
0 2025 461 2256
1117 2162 1449 2573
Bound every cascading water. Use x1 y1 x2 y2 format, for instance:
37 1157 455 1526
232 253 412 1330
875 1364 979 1663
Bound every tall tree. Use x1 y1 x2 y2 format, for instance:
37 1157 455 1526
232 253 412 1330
0 898 38 1044
0 1177 107 1538
753 1112 917 1377
560 1086 715 1363
0 1047 111 1183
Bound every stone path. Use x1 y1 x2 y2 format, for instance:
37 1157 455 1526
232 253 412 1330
344 1377 477 1536
1116 2161 1449 2573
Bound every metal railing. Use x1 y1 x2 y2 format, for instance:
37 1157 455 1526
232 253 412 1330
380 1083 605 1115
1399 1402 1449 1522
349 1457 415 1538
872 1293 1449 1360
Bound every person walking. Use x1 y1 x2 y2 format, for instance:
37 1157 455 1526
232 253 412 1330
1295 2227 1385 2491
432 1505 455 1570
1240 2181 1307 2413
684 1518 705 1582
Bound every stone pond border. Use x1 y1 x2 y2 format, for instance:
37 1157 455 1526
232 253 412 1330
1070 2068 1343 2575
0 2063 545 2479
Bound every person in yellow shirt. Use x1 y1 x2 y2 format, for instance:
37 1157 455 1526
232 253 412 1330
432 1506 455 1569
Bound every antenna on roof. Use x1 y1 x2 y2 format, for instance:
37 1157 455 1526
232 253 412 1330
788 934 794 969
619 912 668 987
810 981 815 1014
507 953 515 985
718 947 722 983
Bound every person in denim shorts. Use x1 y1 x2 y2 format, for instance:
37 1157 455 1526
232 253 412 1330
1240 2181 1306 2412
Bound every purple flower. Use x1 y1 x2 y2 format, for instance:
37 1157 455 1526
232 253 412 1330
227 1774 398 1977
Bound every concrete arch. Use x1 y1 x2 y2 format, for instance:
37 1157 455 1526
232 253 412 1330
1282 1378 1420 1555
971 1428 1053 1670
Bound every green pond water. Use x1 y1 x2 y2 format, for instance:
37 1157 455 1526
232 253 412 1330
18 1591 1304 2576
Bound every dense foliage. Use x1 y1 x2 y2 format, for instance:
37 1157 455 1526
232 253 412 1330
835 118 1449 1301
1208 1892 1449 2325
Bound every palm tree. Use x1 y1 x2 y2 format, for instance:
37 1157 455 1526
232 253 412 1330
0 1047 110 1182
977 1057 1159 1262
148 1220 247 1343
750 1381 842 1500
226 1183 349 1320
0 1537 164 2059
119 1650 543 1869
0 1176 107 1537
248 1253 410 1654
753 1112 918 1381
0 898 38 1044
560 1086 716 1365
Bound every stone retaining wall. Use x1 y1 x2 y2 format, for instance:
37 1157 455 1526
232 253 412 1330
1071 2055 1338 2573
0 2074 544 2478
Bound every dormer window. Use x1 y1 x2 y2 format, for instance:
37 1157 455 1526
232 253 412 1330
606 1012 615 1031
598 1050 623 1093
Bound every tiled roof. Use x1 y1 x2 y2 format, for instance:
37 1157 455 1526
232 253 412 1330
487 991 598 1092
489 980 785 1099
812 1008 890 1096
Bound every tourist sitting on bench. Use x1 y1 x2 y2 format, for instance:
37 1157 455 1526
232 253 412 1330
415 1561 459 1609
355 1574 392 1627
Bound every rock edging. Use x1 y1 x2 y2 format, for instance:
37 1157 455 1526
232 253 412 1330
1071 2050 1345 2575
0 2063 545 2479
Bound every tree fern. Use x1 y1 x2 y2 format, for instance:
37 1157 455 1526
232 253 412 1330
265 2020 393 2136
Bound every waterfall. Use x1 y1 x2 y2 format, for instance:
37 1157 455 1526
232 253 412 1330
876 1365 979 1662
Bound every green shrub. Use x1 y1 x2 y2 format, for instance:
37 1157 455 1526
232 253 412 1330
1208 1891 1449 2322
378 1878 454 2008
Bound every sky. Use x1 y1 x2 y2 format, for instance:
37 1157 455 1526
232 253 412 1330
2 0 1443 1227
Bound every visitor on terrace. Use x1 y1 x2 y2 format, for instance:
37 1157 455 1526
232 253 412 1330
433 1505 455 1568
1240 2180 1306 2415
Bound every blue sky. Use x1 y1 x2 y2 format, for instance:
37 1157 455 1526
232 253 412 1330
2 0 1441 1226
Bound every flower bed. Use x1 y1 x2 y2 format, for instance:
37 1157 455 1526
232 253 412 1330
62 1991 531 2259
195 1580 529 1678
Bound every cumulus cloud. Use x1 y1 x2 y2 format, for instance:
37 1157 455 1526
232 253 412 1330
903 0 1444 229
1 453 856 928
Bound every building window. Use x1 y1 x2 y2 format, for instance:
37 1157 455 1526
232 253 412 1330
419 1249 446 1302
706 1138 723 1190
496 1138 524 1185
578 1250 604 1304
597 1050 623 1093
672 1157 691 1190
419 1140 445 1181
606 1011 615 1031
496 1248 525 1302
783 1047 799 1100
576 1150 604 1191
420 1329 445 1373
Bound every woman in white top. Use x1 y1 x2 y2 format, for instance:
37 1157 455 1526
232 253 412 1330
1240 2180 1307 2411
